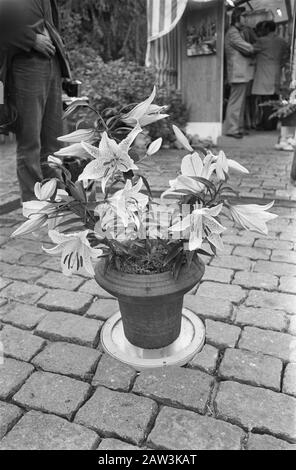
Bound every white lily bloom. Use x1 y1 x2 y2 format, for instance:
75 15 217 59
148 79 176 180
229 201 278 235
54 143 91 159
108 178 149 228
172 125 193 152
170 204 226 251
57 128 95 143
34 180 57 201
147 138 163 156
161 152 216 198
43 230 103 276
209 150 249 180
78 124 141 192
121 87 168 127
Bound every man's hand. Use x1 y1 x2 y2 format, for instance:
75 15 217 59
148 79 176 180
33 34 56 57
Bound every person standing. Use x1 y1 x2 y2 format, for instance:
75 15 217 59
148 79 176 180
224 8 255 139
0 0 71 202
252 21 289 134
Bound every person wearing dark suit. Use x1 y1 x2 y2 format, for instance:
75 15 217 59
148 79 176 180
0 0 71 202
224 9 255 138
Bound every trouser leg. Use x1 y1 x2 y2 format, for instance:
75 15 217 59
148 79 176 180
11 54 62 202
40 56 63 179
224 82 248 135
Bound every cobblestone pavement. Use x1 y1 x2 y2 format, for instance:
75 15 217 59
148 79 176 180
0 132 296 450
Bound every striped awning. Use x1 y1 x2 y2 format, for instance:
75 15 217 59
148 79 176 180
147 0 188 42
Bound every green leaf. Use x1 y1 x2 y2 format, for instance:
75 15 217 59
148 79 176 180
164 244 183 266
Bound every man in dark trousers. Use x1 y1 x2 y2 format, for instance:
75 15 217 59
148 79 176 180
0 0 71 202
224 8 255 138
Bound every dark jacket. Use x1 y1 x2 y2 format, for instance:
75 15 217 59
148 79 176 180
0 0 70 90
0 0 70 131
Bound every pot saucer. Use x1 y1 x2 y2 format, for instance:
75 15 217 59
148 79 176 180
100 308 205 370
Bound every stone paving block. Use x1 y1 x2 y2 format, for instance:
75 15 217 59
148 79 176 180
234 306 287 332
254 260 296 277
37 272 85 291
215 381 296 442
222 233 255 247
0 247 23 264
0 401 23 439
0 358 34 399
239 326 296 362
247 433 296 450
279 230 296 242
5 239 45 255
0 263 45 282
32 342 101 381
232 271 278 291
282 363 296 397
184 295 233 321
1 304 48 330
38 289 93 315
133 366 214 414
205 319 241 349
288 316 296 336
210 255 252 271
245 290 296 314
271 250 296 264
79 279 114 298
19 253 49 267
1 326 46 362
0 411 99 450
13 371 91 420
147 407 244 450
35 311 103 348
92 354 136 391
0 281 46 305
218 348 282 391
75 386 157 446
233 246 270 261
198 282 246 303
98 438 140 450
254 239 294 251
40 257 61 271
279 276 296 295
203 266 234 284
188 344 219 374
86 299 119 320
0 277 11 291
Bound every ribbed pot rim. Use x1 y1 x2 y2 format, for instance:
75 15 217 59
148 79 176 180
95 257 205 299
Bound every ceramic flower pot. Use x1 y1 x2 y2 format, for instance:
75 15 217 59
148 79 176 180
95 258 205 349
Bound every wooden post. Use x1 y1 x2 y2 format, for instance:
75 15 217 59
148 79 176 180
180 0 225 144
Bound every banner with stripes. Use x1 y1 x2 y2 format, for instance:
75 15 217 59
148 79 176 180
147 0 188 42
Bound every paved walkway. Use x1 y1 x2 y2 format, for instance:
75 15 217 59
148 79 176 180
0 132 296 450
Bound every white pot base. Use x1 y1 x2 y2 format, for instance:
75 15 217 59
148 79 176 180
100 308 206 371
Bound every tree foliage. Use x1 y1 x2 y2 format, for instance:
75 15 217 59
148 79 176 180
57 0 147 63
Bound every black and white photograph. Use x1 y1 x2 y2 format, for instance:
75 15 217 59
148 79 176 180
0 0 296 456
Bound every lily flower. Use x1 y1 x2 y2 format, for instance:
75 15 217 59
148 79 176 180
229 201 278 235
43 230 103 276
34 180 57 201
108 178 149 228
209 150 249 181
57 128 96 144
172 125 193 152
121 87 168 127
78 124 142 192
161 152 216 198
54 142 92 160
170 203 226 251
12 183 70 238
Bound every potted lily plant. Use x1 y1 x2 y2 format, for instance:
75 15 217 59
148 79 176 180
12 88 277 366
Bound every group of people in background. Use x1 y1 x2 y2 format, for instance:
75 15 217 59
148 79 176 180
224 7 295 151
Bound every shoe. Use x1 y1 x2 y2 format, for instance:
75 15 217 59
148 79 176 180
226 133 243 139
287 137 296 147
275 141 294 151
